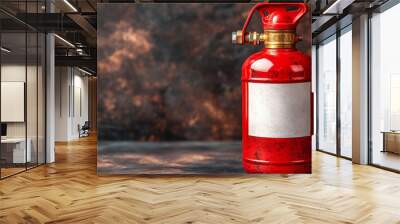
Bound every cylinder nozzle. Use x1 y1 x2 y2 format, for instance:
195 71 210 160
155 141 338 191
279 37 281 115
232 31 243 45
232 31 264 45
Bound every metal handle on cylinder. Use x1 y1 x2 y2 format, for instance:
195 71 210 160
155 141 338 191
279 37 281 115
232 3 307 48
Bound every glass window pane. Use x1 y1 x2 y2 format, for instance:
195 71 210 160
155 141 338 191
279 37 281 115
371 4 400 171
1 31 27 177
38 33 45 165
27 31 38 169
312 45 317 151
317 36 337 154
0 1 46 179
340 28 352 158
26 0 39 169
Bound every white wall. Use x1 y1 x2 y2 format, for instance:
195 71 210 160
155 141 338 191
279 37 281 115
55 67 89 141
1 63 46 164
1 65 36 138
72 73 89 138
55 66 70 141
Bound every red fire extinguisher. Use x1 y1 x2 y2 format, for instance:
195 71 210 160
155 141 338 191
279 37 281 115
232 3 312 173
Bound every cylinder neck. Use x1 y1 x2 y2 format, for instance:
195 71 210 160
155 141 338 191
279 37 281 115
262 30 296 49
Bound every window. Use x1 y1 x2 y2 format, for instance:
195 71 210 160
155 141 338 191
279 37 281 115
317 35 337 154
312 45 317 151
0 2 46 179
371 3 400 171
339 27 352 158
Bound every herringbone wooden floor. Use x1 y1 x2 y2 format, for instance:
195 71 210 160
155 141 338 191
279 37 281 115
1 135 400 224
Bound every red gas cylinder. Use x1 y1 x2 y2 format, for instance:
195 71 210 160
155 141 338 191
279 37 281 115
232 3 312 173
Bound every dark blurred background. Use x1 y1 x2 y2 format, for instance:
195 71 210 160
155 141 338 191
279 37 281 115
97 3 310 174
97 3 310 141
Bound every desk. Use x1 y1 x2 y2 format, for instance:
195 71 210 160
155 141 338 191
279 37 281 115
382 131 400 154
1 138 31 163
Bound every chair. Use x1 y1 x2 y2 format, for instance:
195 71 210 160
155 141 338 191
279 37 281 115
79 121 90 138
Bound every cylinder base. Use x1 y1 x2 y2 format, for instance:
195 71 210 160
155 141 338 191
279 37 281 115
242 136 312 174
243 158 311 174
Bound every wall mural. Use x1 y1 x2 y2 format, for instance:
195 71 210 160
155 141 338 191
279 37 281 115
97 3 311 174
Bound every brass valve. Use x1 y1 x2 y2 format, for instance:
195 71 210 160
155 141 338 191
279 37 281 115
232 31 244 45
232 30 297 48
232 31 265 45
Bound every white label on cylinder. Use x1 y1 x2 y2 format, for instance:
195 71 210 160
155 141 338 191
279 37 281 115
248 82 311 138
